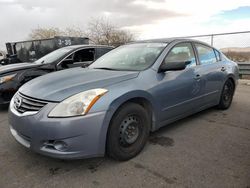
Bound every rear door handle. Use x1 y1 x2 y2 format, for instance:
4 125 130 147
221 67 226 72
194 74 201 80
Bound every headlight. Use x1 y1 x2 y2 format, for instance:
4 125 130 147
48 88 108 117
0 74 16 84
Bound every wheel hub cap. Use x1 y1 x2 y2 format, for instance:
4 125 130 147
223 83 233 102
119 115 140 146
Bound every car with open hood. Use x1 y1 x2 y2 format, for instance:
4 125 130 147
9 38 239 160
0 45 113 106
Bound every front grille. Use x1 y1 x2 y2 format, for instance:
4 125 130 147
14 92 48 114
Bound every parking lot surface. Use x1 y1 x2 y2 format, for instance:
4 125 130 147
0 81 249 188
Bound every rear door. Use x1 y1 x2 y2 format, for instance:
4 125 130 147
194 43 226 106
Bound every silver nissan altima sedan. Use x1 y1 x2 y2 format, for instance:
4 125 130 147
8 38 239 161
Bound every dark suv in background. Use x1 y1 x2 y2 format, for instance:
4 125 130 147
0 45 113 106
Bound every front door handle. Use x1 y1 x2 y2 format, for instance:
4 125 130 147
221 67 226 72
194 74 201 80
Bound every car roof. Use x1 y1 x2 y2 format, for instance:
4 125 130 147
131 38 210 46
62 44 114 50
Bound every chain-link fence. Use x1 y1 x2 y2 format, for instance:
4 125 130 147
183 31 250 63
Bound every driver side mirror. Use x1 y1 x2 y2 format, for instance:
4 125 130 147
158 60 190 73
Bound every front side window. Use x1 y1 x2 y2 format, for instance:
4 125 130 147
90 43 167 71
164 43 196 67
195 44 217 65
59 48 95 69
73 48 95 62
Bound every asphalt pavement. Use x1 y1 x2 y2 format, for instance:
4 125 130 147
0 80 249 188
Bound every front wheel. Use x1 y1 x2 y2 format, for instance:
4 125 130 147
217 79 235 110
107 103 150 161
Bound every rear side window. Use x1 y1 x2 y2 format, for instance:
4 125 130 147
195 44 217 65
164 42 196 67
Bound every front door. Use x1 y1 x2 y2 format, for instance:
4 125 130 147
154 42 205 123
58 48 95 69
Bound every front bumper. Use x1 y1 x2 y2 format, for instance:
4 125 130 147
8 102 108 159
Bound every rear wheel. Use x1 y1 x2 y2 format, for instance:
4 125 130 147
107 103 150 161
217 79 235 110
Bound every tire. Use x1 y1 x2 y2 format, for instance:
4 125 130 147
217 79 235 110
107 103 150 161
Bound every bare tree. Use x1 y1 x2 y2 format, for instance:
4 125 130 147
85 18 135 46
29 27 86 40
63 27 86 38
28 18 135 46
29 27 63 40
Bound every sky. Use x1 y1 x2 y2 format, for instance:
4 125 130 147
0 0 250 50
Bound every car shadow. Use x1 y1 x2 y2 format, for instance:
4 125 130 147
150 107 217 136
19 149 117 176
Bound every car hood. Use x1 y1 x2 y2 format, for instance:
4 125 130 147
0 62 40 75
19 67 139 101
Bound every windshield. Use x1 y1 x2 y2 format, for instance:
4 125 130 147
90 43 167 71
35 48 72 64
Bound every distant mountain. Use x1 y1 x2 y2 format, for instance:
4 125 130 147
220 47 250 53
221 47 250 62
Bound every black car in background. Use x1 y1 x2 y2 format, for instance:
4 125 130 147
0 45 113 106
3 36 90 65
